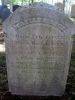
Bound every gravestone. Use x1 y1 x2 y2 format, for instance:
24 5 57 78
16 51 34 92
71 4 75 18
0 5 11 22
3 3 74 96
13 5 20 12
55 2 64 11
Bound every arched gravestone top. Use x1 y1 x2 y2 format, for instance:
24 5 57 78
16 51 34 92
3 3 75 96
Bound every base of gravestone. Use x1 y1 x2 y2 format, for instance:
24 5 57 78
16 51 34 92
10 91 64 96
1 91 68 100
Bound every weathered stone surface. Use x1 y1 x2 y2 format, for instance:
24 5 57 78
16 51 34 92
3 3 74 96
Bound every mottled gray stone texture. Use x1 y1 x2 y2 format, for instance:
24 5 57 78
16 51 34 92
3 3 74 96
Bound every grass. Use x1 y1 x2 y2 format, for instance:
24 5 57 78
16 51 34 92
70 18 75 23
0 53 6 67
0 53 8 96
